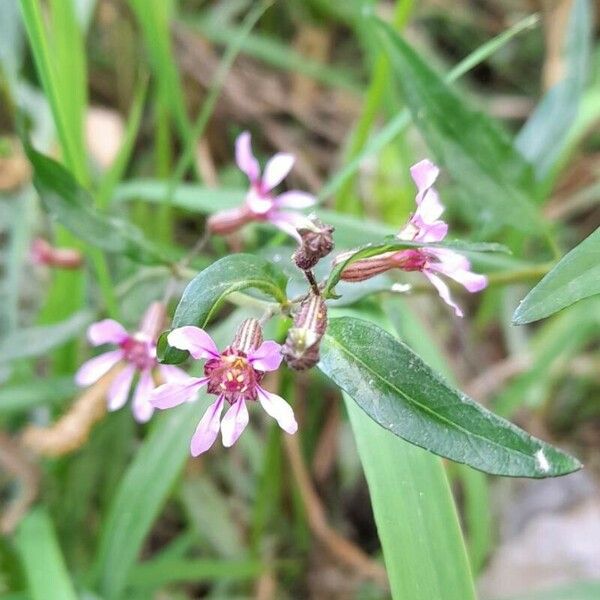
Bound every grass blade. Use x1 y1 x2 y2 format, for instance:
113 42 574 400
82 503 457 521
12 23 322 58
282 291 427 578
15 508 78 600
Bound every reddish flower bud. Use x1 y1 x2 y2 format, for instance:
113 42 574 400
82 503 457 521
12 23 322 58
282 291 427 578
30 238 83 270
207 206 254 236
283 294 327 370
336 251 397 282
292 217 335 270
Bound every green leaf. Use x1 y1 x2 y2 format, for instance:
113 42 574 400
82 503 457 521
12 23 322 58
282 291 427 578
516 0 592 180
15 508 78 600
93 402 200 599
319 14 540 202
129 558 264 589
346 396 476 600
160 254 288 364
0 310 91 363
324 238 507 297
319 317 581 477
513 227 600 324
376 18 542 232
0 375 76 413
23 141 174 265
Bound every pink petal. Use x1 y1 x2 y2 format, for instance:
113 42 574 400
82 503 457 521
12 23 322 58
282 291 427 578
131 369 155 423
257 387 298 434
107 364 136 411
190 396 225 456
423 271 463 317
410 159 440 193
87 319 129 346
262 153 294 192
413 218 448 243
158 364 194 384
75 350 123 386
428 249 487 292
246 188 274 215
235 131 260 183
268 210 314 242
151 377 209 409
248 340 282 372
220 399 249 447
167 326 220 360
275 190 317 210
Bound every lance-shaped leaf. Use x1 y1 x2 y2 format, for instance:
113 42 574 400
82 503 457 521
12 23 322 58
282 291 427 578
513 226 600 324
516 0 592 180
325 238 506 297
159 254 288 364
0 310 91 363
24 141 174 265
376 19 542 232
319 317 581 477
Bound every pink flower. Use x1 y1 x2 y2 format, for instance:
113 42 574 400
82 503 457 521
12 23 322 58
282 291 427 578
207 132 316 241
75 303 188 423
336 159 487 317
151 318 297 456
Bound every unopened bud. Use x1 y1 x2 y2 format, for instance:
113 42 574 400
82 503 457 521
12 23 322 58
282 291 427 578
207 206 254 236
335 251 396 282
138 302 167 341
30 238 83 270
283 295 327 370
232 318 264 354
292 217 334 270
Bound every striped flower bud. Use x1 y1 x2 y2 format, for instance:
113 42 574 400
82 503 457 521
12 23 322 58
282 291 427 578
292 217 335 270
232 318 264 354
283 295 327 370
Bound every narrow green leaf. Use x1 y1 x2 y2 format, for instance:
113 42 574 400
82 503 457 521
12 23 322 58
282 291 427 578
376 18 541 232
93 401 201 599
319 317 581 477
513 227 600 324
114 180 397 247
346 397 477 600
15 508 78 600
160 254 288 364
0 310 91 363
129 558 264 589
0 376 76 413
516 0 592 179
23 141 174 265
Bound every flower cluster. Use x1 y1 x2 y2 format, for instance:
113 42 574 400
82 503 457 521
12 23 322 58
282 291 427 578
335 159 487 316
72 142 488 457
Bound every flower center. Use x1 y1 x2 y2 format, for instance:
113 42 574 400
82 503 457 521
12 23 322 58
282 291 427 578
392 249 428 272
204 348 263 404
120 335 156 370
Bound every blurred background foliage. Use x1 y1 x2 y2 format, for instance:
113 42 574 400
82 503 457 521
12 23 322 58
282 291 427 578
0 0 599 598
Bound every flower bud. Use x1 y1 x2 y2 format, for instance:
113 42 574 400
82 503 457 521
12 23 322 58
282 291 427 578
138 302 167 341
292 217 335 270
30 238 83 270
207 206 254 236
232 318 264 354
283 295 327 370
335 251 396 282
